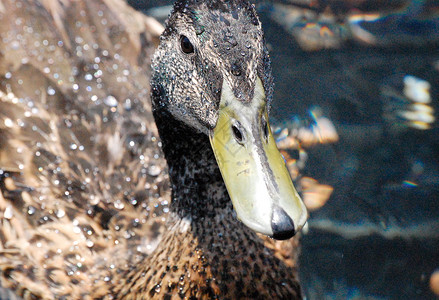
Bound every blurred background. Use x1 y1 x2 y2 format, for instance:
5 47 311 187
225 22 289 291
132 1 439 299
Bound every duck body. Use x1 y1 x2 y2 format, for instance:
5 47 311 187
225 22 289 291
116 109 301 299
0 0 305 298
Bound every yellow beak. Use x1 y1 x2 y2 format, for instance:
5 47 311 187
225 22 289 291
209 77 308 239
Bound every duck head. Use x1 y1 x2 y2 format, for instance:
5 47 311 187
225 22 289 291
151 0 307 240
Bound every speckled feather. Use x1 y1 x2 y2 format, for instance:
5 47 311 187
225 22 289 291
0 0 301 299
151 0 274 133
0 0 168 298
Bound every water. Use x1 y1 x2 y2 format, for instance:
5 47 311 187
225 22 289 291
258 3 439 299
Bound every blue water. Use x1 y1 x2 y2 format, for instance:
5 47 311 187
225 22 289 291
260 5 439 299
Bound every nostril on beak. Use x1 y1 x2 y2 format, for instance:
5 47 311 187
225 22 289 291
271 205 296 240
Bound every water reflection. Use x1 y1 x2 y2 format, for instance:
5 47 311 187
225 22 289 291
262 0 439 50
260 0 439 298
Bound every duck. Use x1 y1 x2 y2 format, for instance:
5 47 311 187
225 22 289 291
0 0 308 298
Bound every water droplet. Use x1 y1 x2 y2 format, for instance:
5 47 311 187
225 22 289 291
56 209 65 218
104 95 118 107
64 119 72 128
4 118 13 128
123 230 132 239
114 200 125 210
84 74 93 81
148 165 161 177
70 143 78 150
94 70 103 77
11 40 20 50
47 86 56 95
27 206 36 215
124 99 132 111
4 206 13 219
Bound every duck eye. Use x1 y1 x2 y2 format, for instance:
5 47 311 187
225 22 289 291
180 35 194 54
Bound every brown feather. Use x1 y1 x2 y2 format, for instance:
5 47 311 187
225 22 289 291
0 0 302 298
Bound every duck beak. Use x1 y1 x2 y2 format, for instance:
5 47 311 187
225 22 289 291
209 77 308 239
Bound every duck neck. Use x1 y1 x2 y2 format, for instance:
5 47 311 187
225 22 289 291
115 107 301 299
153 108 232 220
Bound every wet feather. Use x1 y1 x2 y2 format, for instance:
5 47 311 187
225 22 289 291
0 0 302 298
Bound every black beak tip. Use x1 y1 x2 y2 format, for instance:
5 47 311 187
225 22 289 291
271 205 296 240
